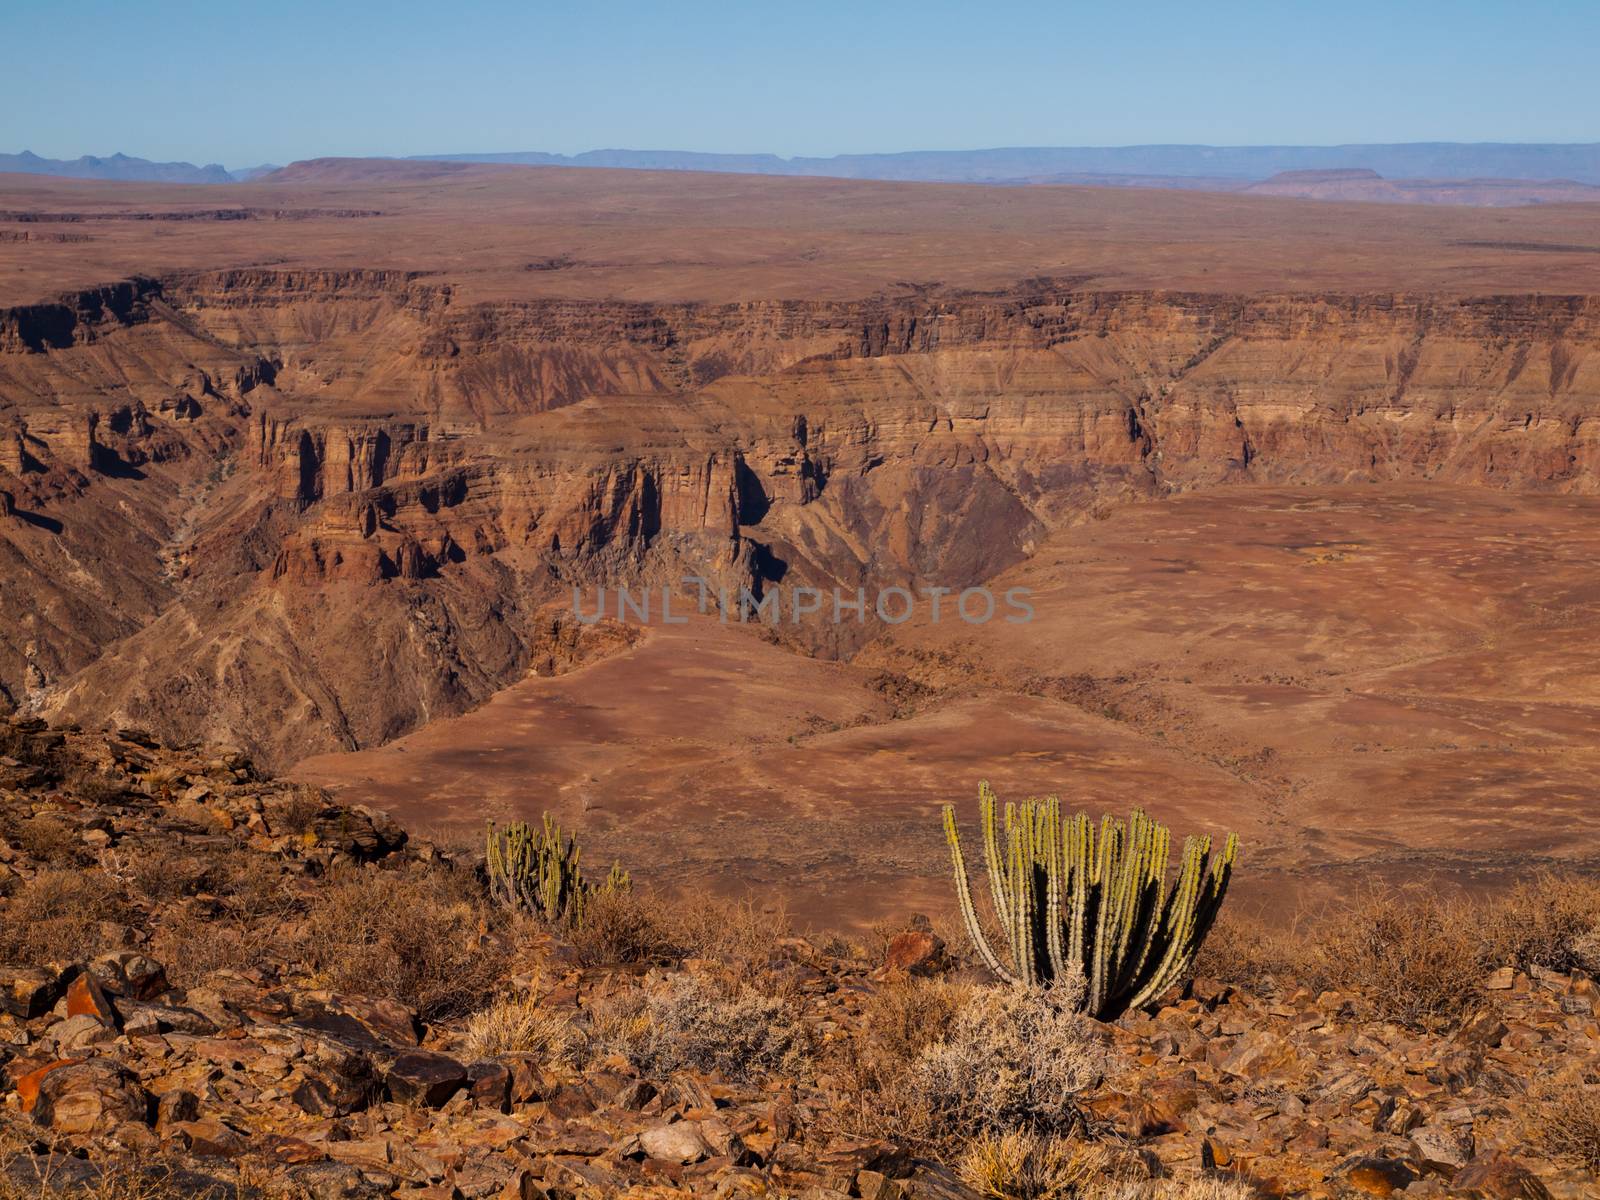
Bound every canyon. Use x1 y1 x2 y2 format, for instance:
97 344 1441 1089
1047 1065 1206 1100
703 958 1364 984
4 162 1600 924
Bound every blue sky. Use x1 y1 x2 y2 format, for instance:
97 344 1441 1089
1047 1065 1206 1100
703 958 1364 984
3 0 1595 168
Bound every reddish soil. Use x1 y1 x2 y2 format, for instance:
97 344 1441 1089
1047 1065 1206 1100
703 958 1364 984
296 485 1600 930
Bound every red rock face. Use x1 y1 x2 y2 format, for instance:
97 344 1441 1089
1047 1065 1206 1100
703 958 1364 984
3 271 1600 768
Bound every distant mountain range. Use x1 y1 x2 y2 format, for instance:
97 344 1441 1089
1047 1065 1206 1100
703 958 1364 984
0 151 277 184
411 143 1600 186
6 143 1600 193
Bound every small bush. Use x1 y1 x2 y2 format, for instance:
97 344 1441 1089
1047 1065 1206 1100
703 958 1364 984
0 868 130 965
303 868 508 1021
669 891 792 977
1191 910 1311 994
566 887 678 967
13 815 85 865
462 992 576 1063
590 971 808 1082
900 978 1104 1139
1477 872 1600 976
1306 887 1482 1030
1526 1075 1600 1171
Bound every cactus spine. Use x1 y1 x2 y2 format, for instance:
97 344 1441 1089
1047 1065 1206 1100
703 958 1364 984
485 814 629 927
943 782 1237 1018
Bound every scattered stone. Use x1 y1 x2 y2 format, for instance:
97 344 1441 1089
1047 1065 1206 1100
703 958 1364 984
640 1120 712 1164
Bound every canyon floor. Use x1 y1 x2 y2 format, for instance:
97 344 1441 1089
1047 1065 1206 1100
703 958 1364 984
295 483 1600 930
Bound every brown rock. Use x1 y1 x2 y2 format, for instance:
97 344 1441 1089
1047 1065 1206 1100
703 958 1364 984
14 1058 81 1114
1335 1155 1421 1196
883 930 945 976
88 951 168 1000
33 1061 149 1135
154 1088 199 1129
64 972 120 1028
168 1117 249 1158
1411 1123 1474 1174
466 1059 510 1110
0 965 66 1018
1450 1155 1554 1200
640 1120 712 1164
386 1050 468 1107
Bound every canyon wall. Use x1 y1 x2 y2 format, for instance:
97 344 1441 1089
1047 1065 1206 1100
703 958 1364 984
2 271 1597 765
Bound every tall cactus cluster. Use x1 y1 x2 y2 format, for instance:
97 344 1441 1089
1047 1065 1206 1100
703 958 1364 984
943 783 1238 1019
485 815 629 927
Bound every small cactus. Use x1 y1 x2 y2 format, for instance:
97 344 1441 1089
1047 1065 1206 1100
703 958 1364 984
943 783 1237 1018
485 814 629 927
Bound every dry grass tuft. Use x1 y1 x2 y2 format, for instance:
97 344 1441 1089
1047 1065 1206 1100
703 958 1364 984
462 992 577 1064
959 1130 1119 1200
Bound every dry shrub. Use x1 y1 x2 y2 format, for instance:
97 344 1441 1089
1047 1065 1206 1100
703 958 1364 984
1304 887 1483 1030
303 867 507 1021
590 971 808 1082
144 850 299 985
1525 1075 1600 1171
566 887 678 967
669 891 792 975
12 815 85 866
0 868 130 965
830 976 972 1121
1198 874 1600 1022
462 992 577 1064
264 786 325 837
1476 872 1600 976
1191 910 1311 994
563 888 793 979
900 978 1104 1139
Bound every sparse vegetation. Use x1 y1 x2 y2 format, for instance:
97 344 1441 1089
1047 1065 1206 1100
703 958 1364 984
1525 1075 1600 1172
485 814 629 926
302 867 509 1021
0 867 131 965
462 991 578 1064
590 970 810 1082
944 785 1237 1017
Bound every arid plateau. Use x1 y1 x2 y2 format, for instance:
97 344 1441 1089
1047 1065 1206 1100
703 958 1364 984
5 160 1600 925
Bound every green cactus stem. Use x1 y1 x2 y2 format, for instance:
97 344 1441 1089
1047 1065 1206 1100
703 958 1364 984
943 782 1237 1018
485 814 629 927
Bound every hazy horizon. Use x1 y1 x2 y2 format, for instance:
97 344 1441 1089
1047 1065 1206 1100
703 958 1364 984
4 0 1597 167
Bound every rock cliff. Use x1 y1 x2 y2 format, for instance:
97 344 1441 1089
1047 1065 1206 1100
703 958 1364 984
3 272 1599 766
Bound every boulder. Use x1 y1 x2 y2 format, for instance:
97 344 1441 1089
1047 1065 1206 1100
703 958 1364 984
33 1061 149 1135
385 1051 468 1107
1410 1123 1474 1174
639 1120 711 1164
0 964 66 1018
883 930 945 976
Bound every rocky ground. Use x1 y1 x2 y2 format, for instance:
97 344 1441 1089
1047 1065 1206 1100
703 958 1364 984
2 716 1598 1199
